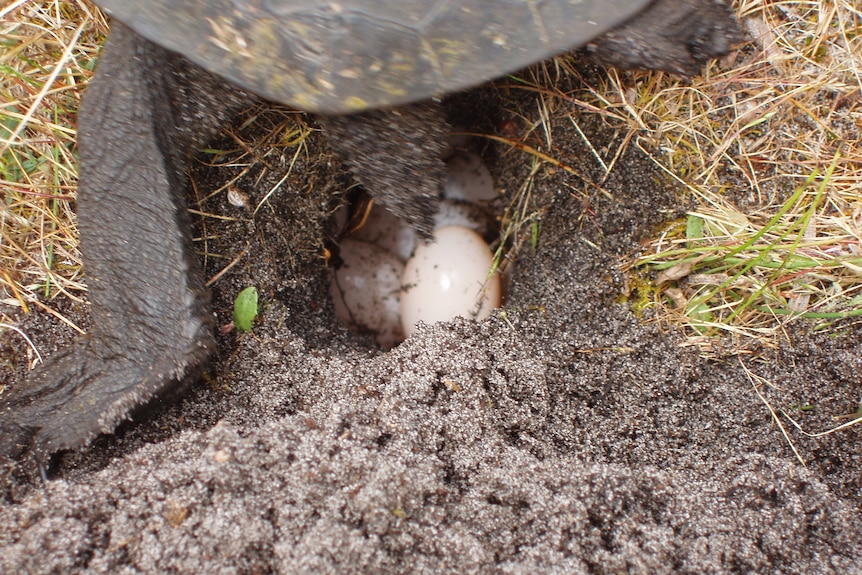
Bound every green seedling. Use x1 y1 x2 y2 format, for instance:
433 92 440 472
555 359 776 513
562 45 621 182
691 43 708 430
233 286 258 332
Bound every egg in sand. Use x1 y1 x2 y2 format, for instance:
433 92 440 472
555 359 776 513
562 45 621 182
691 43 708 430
330 153 503 348
401 225 501 337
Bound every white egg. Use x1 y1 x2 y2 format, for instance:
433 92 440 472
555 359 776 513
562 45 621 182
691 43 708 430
401 225 501 336
434 199 492 235
444 153 497 203
330 239 405 349
331 154 504 347
350 203 417 262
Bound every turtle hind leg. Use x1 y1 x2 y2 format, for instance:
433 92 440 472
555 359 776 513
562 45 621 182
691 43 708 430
0 22 255 485
318 101 450 239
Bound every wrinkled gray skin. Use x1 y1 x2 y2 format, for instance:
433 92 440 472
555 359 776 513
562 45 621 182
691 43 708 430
0 0 738 482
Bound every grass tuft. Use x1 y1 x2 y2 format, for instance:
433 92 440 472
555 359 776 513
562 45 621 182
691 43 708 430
606 0 862 354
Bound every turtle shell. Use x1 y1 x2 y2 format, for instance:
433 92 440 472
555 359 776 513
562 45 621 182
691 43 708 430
95 0 651 114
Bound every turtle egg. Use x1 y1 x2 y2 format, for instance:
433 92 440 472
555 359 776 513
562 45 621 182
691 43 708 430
330 239 405 349
400 225 501 336
350 203 417 262
433 199 493 235
444 153 496 203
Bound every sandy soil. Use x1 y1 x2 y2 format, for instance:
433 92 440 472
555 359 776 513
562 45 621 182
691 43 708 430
1 71 861 573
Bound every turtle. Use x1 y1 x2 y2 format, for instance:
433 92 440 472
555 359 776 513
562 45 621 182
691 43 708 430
0 0 739 483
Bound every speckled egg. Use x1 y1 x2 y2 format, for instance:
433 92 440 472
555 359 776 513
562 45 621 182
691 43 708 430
330 239 405 349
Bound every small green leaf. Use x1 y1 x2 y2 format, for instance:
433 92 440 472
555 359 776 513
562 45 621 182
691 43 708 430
233 286 258 332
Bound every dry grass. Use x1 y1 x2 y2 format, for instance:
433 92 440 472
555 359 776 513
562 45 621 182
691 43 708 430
1 0 105 334
1 0 860 359
604 0 861 355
